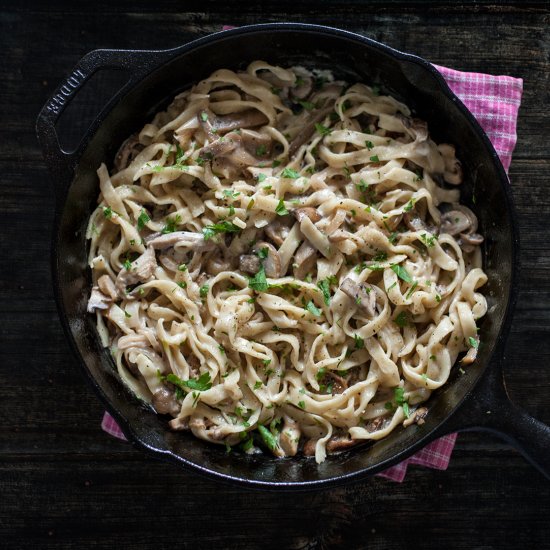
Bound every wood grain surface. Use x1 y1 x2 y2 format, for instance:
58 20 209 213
1 2 549 548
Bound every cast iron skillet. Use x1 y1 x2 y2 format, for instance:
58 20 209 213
36 23 550 488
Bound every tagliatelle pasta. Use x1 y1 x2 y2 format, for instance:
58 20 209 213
86 61 487 463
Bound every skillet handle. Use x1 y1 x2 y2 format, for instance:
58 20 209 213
35 48 169 199
441 359 550 480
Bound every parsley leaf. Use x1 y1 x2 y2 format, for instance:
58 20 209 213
161 214 181 234
137 209 150 231
164 372 212 393
370 155 380 162
317 278 332 306
249 265 269 292
394 311 408 328
103 206 113 219
275 199 288 216
365 140 374 150
354 334 364 349
468 336 479 349
391 264 413 283
420 233 437 247
314 123 332 136
202 221 241 240
200 112 209 122
257 173 267 182
298 100 315 111
257 247 268 260
281 167 300 179
123 259 132 271
305 300 322 316
199 284 209 298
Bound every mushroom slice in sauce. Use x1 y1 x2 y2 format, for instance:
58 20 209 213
292 241 318 280
439 204 478 236
115 246 157 295
340 278 376 317
288 105 335 157
265 217 293 246
403 406 428 428
293 207 321 224
253 241 282 278
279 415 301 457
152 387 181 416
239 254 261 275
326 436 358 453
87 287 111 313
198 108 268 135
146 231 215 251
97 274 118 300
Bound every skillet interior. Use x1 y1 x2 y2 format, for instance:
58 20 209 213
54 26 514 487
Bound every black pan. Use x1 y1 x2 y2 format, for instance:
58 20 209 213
36 23 550 488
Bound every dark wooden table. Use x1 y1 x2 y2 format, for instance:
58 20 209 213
2 1 549 548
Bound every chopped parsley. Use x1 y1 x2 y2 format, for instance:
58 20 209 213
394 311 408 328
161 214 181 234
199 284 209 298
200 112 209 122
281 167 300 179
420 233 437 247
123 259 132 271
248 265 269 292
317 278 332 306
369 155 380 162
275 199 288 216
403 199 415 212
468 336 479 349
164 372 212 393
103 206 113 219
257 173 267 183
256 144 267 156
298 400 306 409
354 334 364 349
178 264 187 272
406 281 418 299
257 247 269 260
388 232 399 245
254 381 263 390
298 100 315 111
177 281 187 289
202 220 241 240
391 264 413 283
315 123 332 136
223 189 240 199
365 140 374 150
305 300 322 316
137 209 150 230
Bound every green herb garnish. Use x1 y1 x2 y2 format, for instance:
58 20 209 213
275 199 288 216
391 264 413 283
314 123 332 136
281 167 300 179
202 220 241 240
305 300 321 316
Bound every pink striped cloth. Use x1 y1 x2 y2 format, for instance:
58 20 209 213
101 58 523 483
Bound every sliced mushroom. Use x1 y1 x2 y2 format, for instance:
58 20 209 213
146 231 216 251
239 254 261 275
152 387 181 416
440 204 478 236
403 406 428 427
458 231 484 254
302 438 317 457
97 274 118 300
115 246 157 295
198 108 268 135
87 287 111 313
265 217 293 246
290 75 313 100
279 415 301 457
206 254 233 276
397 114 428 142
318 370 348 394
404 211 428 232
288 104 335 157
114 133 143 172
292 241 317 280
365 417 385 433
439 143 463 185
168 416 190 431
326 436 358 454
253 241 281 278
293 207 321 224
340 278 376 317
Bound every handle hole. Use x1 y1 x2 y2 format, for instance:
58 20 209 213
55 67 130 154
